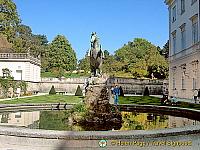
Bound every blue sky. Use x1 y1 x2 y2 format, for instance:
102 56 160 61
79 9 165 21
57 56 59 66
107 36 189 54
13 0 169 60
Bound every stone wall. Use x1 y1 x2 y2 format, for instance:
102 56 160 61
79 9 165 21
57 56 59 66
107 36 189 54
26 77 166 95
27 81 85 94
106 77 165 95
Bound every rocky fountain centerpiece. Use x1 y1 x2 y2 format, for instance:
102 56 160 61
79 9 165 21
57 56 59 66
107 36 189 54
72 32 122 130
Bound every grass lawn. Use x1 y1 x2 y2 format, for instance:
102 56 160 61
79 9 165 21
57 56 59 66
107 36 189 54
119 96 161 105
0 95 83 104
41 72 89 78
1 94 200 110
119 96 200 110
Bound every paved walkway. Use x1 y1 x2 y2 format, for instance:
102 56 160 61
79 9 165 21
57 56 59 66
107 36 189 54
152 95 200 104
0 93 47 101
175 98 200 104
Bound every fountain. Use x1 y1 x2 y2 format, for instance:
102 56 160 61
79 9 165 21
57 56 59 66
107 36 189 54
1 33 200 149
71 32 122 130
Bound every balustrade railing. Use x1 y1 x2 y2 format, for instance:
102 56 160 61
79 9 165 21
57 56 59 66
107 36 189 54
0 53 41 64
170 41 200 61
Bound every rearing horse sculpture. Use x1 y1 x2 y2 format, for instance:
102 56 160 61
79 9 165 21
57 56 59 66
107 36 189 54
89 32 104 77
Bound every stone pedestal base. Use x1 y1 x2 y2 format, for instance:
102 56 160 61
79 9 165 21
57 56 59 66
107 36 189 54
79 85 122 130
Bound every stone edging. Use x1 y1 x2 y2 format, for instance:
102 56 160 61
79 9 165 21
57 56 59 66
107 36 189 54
0 104 199 140
118 104 200 120
0 103 74 112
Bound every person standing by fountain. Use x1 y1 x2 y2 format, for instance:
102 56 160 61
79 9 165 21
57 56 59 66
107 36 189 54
113 84 120 105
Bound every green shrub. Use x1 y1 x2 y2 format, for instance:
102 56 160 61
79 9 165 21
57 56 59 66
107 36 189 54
143 87 149 96
75 85 83 96
70 103 87 113
49 85 56 95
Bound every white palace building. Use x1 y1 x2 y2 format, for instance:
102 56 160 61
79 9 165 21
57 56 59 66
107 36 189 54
0 36 41 82
0 53 41 82
165 0 200 99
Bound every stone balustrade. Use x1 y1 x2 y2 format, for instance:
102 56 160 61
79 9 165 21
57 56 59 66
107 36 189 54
0 53 41 64
170 41 200 62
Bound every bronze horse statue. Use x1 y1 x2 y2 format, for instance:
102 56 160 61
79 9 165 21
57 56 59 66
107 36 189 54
89 32 104 77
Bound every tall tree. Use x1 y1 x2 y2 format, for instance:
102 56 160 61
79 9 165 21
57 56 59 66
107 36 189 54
12 24 32 53
12 24 49 58
161 40 169 59
102 54 126 74
115 38 168 79
0 0 20 41
78 56 90 73
48 35 77 77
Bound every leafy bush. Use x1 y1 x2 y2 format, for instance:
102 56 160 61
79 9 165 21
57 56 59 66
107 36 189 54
70 103 87 113
19 81 27 94
49 85 56 95
0 77 27 98
75 85 83 96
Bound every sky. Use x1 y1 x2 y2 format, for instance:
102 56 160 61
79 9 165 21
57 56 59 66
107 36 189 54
13 0 169 60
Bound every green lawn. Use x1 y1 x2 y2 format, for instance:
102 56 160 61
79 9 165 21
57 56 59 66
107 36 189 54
119 96 200 110
41 72 89 78
1 95 200 110
0 95 83 104
119 96 160 105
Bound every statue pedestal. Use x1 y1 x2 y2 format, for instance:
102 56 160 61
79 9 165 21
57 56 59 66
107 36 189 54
88 76 107 85
81 84 122 130
86 76 114 104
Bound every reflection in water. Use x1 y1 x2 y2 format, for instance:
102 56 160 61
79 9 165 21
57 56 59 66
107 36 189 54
39 110 74 131
0 111 40 128
121 112 200 131
121 112 169 130
168 116 200 128
0 110 199 131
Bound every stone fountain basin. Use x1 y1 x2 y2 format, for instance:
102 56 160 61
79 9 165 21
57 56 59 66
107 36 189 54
0 104 200 140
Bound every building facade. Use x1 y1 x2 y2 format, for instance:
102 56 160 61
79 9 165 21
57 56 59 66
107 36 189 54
0 53 41 82
165 0 200 99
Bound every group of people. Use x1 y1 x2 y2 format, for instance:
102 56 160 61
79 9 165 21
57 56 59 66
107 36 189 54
161 88 178 105
174 88 200 104
161 88 200 105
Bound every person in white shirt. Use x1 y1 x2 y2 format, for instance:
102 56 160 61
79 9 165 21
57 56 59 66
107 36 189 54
173 88 178 98
16 87 21 98
193 89 198 104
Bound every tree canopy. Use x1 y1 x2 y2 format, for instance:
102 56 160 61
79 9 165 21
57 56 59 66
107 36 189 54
47 35 77 78
0 0 20 40
114 38 168 79
78 39 168 79
78 56 90 73
0 0 169 79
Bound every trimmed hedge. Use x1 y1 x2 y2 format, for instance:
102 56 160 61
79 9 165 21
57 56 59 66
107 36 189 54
49 85 56 95
75 85 83 96
143 87 150 96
